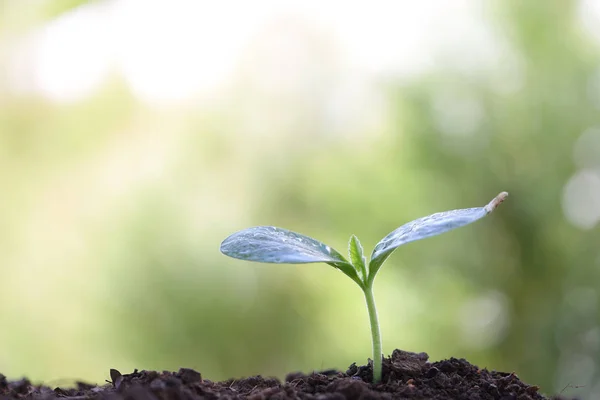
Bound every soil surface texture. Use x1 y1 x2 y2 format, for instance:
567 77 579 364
0 349 577 400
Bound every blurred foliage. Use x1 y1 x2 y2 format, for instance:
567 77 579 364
0 0 599 398
41 0 94 19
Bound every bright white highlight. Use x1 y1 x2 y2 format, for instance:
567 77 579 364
6 0 499 104
562 170 600 230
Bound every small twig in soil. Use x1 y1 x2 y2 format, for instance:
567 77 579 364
287 379 302 388
560 382 585 394
227 379 237 391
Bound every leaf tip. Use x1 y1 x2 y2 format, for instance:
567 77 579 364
484 191 509 213
219 234 232 254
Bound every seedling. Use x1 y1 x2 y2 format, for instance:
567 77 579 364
220 192 508 383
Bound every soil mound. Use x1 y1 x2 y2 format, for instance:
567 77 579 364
0 350 576 399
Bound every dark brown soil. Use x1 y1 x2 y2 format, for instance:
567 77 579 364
0 350 577 400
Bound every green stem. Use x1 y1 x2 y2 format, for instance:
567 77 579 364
363 285 382 383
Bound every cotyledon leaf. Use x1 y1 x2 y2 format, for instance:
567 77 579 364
220 226 362 285
368 192 508 281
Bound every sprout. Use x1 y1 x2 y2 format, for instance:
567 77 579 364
220 192 508 383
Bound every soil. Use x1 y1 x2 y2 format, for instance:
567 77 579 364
0 350 577 400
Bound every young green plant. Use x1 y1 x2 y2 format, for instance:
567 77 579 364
220 192 508 383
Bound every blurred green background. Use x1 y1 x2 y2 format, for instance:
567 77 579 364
1 0 600 397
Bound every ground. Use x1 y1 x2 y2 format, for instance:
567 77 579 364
0 350 576 399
